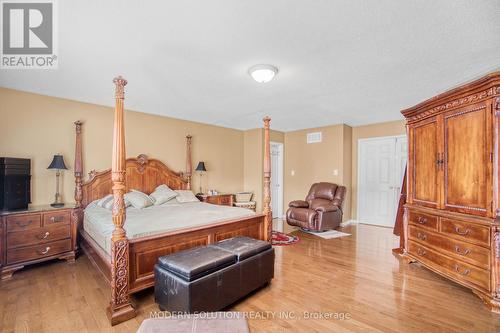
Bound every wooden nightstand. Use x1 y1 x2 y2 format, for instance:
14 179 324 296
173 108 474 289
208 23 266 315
196 194 234 206
0 204 77 280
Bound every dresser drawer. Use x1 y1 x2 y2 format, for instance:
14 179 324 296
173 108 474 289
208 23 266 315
218 195 233 206
206 197 218 205
7 224 70 249
408 225 490 270
440 218 490 247
408 211 438 230
7 239 72 265
43 211 70 226
408 241 490 291
6 214 41 232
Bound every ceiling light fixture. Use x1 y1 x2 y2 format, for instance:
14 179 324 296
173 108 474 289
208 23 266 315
248 64 278 83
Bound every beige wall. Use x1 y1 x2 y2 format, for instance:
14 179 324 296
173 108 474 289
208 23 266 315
0 88 244 206
243 128 263 212
1 87 405 224
284 124 352 220
283 120 405 223
342 124 353 220
243 128 284 213
350 120 406 219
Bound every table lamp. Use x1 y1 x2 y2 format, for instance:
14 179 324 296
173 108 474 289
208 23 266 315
47 154 68 207
195 161 207 195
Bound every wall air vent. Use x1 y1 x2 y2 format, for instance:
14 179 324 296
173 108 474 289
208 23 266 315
307 132 322 144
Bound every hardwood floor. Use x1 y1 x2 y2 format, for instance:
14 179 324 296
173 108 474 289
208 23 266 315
1 223 500 332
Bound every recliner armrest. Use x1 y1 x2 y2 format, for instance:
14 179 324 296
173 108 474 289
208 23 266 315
314 204 339 213
289 200 309 208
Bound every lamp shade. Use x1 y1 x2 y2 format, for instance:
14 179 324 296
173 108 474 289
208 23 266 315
195 161 207 172
47 154 68 170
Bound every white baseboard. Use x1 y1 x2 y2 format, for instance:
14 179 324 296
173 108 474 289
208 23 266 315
340 219 358 227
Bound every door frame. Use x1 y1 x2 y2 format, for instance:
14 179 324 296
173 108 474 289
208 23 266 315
356 134 407 226
270 141 284 219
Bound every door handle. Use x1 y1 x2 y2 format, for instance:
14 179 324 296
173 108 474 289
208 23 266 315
16 220 32 228
454 245 470 256
417 216 427 224
454 227 470 236
36 231 50 240
454 264 470 276
37 247 51 255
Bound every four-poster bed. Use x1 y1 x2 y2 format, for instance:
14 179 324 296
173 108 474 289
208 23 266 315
72 76 273 325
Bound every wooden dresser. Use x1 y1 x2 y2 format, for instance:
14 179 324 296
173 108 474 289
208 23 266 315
196 194 234 206
402 72 500 312
0 205 77 280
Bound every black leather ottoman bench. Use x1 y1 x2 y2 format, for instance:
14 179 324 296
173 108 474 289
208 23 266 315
154 237 274 313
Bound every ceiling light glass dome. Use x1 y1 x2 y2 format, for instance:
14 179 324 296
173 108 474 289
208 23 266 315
248 64 278 83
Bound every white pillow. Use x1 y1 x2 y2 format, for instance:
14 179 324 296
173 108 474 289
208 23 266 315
97 194 113 208
97 194 131 210
175 190 199 203
125 190 154 209
103 197 114 210
150 185 178 205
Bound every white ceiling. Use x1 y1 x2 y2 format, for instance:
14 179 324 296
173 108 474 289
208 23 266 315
1 1 499 131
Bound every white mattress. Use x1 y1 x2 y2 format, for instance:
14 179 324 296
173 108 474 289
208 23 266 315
83 201 255 255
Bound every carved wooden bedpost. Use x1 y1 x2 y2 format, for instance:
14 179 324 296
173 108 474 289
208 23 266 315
107 76 136 325
71 120 84 256
263 116 272 242
185 135 192 190
74 121 83 208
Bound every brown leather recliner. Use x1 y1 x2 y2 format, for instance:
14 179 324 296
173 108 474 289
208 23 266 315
286 182 346 232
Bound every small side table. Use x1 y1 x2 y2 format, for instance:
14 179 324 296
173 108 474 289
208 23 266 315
196 194 234 206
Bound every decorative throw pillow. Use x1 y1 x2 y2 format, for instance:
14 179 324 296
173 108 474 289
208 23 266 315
97 194 131 210
103 197 114 210
149 184 178 205
175 190 199 203
125 190 154 209
97 194 113 208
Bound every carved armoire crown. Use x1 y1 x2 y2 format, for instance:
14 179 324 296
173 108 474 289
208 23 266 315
402 71 500 312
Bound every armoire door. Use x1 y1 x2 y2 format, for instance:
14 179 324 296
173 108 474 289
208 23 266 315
443 102 492 216
409 116 442 208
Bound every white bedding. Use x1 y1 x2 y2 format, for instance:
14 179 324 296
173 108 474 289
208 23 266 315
83 201 256 255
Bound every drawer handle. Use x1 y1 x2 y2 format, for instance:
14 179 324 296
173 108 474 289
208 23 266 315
37 246 51 255
37 231 50 240
15 220 32 228
454 227 470 236
417 232 427 241
454 264 470 276
50 216 64 223
417 217 427 224
454 245 470 256
417 248 426 256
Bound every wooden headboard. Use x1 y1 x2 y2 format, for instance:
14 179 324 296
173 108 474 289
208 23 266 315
80 154 189 208
74 121 193 208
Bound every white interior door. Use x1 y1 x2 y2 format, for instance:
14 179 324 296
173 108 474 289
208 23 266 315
270 142 284 219
357 135 407 227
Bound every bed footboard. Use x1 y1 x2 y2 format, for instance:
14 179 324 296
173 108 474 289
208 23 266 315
78 214 266 294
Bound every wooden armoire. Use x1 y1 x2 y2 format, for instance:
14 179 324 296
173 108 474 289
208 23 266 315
402 72 500 312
